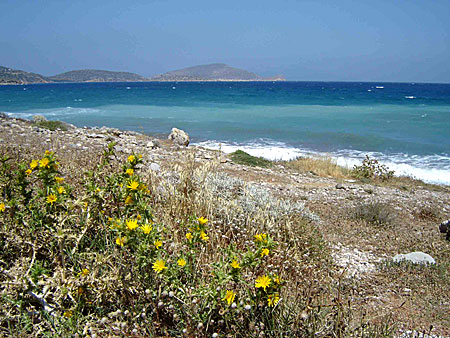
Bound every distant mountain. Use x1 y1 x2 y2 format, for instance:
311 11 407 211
151 63 285 81
49 69 148 82
0 66 51 85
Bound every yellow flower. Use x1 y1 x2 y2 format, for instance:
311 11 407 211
254 233 267 242
55 176 64 183
267 294 280 307
136 213 142 220
197 216 208 225
222 290 236 305
154 240 163 249
200 231 209 241
125 195 133 205
152 259 167 273
116 236 126 246
45 150 52 156
126 168 134 176
230 259 241 269
57 186 66 194
126 219 139 230
80 268 90 277
63 310 73 318
39 158 50 168
127 180 139 190
30 160 38 169
25 169 32 175
261 248 269 258
177 258 186 267
128 155 135 163
47 194 57 205
141 223 152 234
255 275 271 291
0 203 5 212
185 232 193 240
274 275 281 285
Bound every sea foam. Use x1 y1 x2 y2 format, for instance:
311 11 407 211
195 140 450 185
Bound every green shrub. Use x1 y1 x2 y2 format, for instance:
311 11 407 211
352 155 394 181
33 119 69 131
230 150 272 168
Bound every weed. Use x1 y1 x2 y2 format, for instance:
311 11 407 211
353 201 395 227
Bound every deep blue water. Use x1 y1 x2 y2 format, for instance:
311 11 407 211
1 81 449 184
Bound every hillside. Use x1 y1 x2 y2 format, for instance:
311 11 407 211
0 114 448 336
49 69 148 82
0 66 51 85
151 63 285 81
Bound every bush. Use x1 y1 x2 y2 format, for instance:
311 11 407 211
33 119 69 131
353 201 395 227
352 156 394 181
230 150 272 168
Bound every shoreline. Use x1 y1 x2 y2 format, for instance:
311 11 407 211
0 114 449 335
3 110 449 186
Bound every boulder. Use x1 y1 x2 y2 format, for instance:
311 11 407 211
168 128 189 147
439 219 450 241
439 219 449 234
393 252 436 265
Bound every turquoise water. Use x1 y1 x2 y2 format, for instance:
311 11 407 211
1 81 449 184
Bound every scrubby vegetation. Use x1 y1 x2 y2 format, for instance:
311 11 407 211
352 156 395 182
32 119 69 131
353 201 395 227
230 150 272 168
285 156 351 178
0 144 399 337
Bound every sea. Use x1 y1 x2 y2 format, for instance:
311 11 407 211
1 81 449 185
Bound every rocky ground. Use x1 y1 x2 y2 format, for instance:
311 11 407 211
1 114 449 337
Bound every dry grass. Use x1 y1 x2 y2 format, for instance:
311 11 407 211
0 143 398 337
284 156 352 179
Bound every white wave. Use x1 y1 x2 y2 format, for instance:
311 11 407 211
8 107 100 119
375 86 384 89
195 140 308 161
405 96 416 99
195 140 450 185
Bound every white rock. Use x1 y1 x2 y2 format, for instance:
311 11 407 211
168 127 190 147
150 163 160 172
393 252 436 265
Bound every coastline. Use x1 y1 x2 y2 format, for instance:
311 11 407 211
0 114 449 336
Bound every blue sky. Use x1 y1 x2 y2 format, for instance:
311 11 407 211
1 0 449 82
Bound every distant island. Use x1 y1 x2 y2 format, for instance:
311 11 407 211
48 69 148 83
0 63 285 84
0 66 51 85
150 63 285 81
